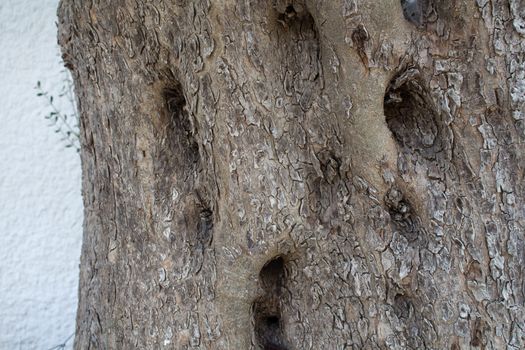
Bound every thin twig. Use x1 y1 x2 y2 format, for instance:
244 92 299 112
46 332 75 350
35 72 80 152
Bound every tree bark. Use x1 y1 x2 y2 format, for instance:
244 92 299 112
58 0 525 349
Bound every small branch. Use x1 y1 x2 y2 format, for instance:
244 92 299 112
35 72 80 152
46 332 75 350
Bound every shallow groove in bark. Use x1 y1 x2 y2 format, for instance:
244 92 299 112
273 2 321 111
155 81 214 253
153 81 200 202
254 257 289 350
385 187 421 242
197 206 213 247
163 83 199 171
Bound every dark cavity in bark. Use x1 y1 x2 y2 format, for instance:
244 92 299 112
254 257 289 350
401 0 426 27
393 293 413 320
384 68 444 162
383 69 447 248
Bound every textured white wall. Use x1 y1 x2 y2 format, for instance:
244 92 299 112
0 1 82 349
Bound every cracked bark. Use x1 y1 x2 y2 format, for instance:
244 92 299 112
58 0 525 349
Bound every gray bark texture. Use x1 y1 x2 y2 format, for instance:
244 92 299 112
58 0 525 349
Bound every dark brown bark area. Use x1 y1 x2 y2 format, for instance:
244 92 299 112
58 0 525 349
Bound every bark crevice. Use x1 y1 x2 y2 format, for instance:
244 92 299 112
253 256 289 350
384 68 443 161
401 0 427 27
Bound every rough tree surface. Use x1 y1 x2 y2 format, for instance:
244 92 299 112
58 0 525 349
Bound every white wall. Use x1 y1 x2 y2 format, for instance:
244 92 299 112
0 1 82 349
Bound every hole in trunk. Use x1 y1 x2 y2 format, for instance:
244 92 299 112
254 257 289 350
383 69 444 240
401 0 426 27
393 293 413 320
384 68 443 161
284 5 296 16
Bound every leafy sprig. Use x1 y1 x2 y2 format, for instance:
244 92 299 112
35 70 80 153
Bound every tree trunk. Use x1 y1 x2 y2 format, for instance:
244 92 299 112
58 0 525 348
